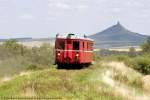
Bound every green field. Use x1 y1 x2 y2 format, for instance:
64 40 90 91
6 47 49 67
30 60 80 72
0 39 150 100
1 57 150 100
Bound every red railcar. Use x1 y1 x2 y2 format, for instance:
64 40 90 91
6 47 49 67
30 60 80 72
55 33 94 68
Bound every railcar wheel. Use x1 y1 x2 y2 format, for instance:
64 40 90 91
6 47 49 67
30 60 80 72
57 64 63 69
83 63 92 68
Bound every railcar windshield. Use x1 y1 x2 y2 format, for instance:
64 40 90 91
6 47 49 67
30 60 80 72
56 40 65 50
73 41 79 50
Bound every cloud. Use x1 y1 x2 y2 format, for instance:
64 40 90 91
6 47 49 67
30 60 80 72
125 1 144 8
48 2 70 9
19 14 35 20
48 0 90 9
77 5 88 9
47 0 91 17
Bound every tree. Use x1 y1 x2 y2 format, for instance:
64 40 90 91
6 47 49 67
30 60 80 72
129 47 136 57
142 37 150 53
3 39 18 49
3 39 26 55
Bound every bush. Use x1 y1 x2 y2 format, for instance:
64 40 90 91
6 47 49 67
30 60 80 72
128 47 137 57
26 64 39 70
113 54 150 75
115 55 130 61
93 51 101 61
133 57 150 75
28 43 55 66
0 39 28 59
141 37 150 53
0 40 55 77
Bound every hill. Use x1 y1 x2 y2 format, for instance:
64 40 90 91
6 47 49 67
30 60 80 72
0 38 54 42
0 60 150 100
89 22 149 48
0 38 55 47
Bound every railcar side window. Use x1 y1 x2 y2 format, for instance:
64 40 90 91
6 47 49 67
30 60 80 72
73 41 79 50
67 40 72 44
83 42 84 48
57 40 65 50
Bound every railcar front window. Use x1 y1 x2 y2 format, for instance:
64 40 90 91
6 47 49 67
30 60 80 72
83 42 84 48
57 41 65 50
73 41 79 50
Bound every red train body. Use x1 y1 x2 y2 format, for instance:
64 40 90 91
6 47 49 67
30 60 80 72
55 34 94 67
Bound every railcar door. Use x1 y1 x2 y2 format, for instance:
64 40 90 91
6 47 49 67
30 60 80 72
55 39 65 64
64 39 72 64
73 41 80 63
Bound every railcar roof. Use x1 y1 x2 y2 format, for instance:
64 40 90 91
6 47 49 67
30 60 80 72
56 36 94 42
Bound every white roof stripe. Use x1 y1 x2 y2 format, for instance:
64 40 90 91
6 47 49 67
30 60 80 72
57 36 94 41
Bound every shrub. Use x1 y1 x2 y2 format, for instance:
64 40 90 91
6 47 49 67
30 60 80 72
1 39 28 58
93 51 101 61
26 64 39 70
115 55 130 61
114 54 150 75
141 37 150 53
0 41 55 77
28 43 55 67
133 57 150 75
128 47 137 57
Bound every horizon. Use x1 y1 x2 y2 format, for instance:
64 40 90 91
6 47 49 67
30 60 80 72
0 0 150 39
1 22 150 39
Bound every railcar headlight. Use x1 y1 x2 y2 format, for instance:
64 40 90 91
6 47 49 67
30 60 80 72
58 53 60 56
76 54 79 57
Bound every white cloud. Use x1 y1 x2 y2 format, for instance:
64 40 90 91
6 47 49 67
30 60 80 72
47 0 90 16
48 2 70 9
19 14 35 20
77 5 88 9
125 0 144 7
112 7 122 13
48 0 90 10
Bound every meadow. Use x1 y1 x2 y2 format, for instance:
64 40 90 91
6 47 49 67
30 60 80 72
0 38 150 100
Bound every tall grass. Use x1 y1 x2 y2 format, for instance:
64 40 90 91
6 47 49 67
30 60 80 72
0 63 123 100
0 40 147 99
101 53 150 75
0 40 54 77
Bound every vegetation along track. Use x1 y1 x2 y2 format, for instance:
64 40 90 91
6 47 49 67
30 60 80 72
0 61 150 100
101 61 150 100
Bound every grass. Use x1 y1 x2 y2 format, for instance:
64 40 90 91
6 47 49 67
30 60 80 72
0 40 149 99
0 63 124 100
101 54 150 75
0 42 54 78
0 59 146 100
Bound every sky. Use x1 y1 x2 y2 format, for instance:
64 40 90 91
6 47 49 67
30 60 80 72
0 0 150 39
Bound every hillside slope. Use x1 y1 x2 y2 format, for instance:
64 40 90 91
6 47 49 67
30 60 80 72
0 61 150 100
89 22 148 48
